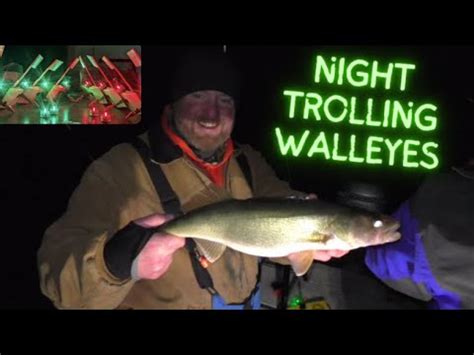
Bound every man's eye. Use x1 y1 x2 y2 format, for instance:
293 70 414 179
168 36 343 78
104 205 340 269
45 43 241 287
219 97 234 105
191 93 204 99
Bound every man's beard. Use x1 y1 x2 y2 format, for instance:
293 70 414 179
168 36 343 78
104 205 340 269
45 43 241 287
192 141 227 162
171 117 227 163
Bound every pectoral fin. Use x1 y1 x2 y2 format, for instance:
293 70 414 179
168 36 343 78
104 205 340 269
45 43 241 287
289 251 314 276
194 239 227 263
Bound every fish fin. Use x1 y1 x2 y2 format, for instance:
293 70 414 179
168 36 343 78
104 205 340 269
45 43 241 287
288 251 314 277
194 239 227 263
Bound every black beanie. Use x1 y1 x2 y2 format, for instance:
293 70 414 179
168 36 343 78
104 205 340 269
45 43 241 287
170 48 241 104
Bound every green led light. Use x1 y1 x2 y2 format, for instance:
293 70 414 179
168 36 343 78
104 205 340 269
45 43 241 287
275 127 310 157
289 296 304 308
21 80 30 89
41 81 51 90
332 133 347 161
365 98 381 127
314 56 417 91
384 139 403 166
40 107 49 117
403 140 421 168
414 103 438 131
274 129 440 170
283 90 305 118
391 100 413 129
314 55 336 84
307 131 330 159
420 142 439 169
394 63 416 91
50 104 59 113
382 100 391 127
366 136 384 165
62 78 71 88
323 95 348 123
303 93 323 120
370 61 394 90
63 107 70 123
349 135 364 163
348 97 365 125
282 90 438 133
337 57 346 85
279 54 438 170
346 59 370 87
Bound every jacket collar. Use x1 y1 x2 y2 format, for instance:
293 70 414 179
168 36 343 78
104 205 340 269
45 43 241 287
147 115 183 164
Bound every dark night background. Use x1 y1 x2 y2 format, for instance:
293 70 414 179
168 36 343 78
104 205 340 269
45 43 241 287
1 45 473 309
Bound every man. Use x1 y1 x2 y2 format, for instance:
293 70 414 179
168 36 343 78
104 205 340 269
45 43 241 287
38 49 347 309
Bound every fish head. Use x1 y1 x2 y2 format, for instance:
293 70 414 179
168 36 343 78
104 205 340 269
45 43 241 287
329 211 401 249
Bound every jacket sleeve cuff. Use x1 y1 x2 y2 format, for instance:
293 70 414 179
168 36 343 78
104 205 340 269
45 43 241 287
103 222 154 281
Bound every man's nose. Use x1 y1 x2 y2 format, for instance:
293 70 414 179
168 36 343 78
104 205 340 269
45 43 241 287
205 99 219 119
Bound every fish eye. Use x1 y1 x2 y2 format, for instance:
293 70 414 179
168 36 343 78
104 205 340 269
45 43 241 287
373 220 384 228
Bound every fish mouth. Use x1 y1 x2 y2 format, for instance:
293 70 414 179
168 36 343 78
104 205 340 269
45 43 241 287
383 221 400 234
384 231 401 242
377 221 401 244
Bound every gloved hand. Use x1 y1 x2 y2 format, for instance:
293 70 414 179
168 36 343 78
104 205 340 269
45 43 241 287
131 213 185 280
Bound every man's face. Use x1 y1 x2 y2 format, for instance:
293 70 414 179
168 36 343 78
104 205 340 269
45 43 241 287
172 90 235 154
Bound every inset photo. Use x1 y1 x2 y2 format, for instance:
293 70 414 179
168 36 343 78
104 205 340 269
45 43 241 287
0 45 141 124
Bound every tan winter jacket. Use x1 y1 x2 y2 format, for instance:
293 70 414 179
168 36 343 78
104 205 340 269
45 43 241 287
38 132 303 309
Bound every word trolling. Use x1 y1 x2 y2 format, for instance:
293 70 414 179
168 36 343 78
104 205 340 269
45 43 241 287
276 54 440 170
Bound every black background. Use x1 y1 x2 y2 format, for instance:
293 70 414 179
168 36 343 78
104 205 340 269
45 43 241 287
1 44 473 309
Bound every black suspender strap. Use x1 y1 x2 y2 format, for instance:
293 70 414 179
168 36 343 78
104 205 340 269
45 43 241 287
185 242 216 294
130 137 182 215
130 137 215 292
130 138 258 307
236 151 254 192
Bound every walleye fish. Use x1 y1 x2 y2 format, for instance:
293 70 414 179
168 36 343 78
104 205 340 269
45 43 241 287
153 197 401 276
